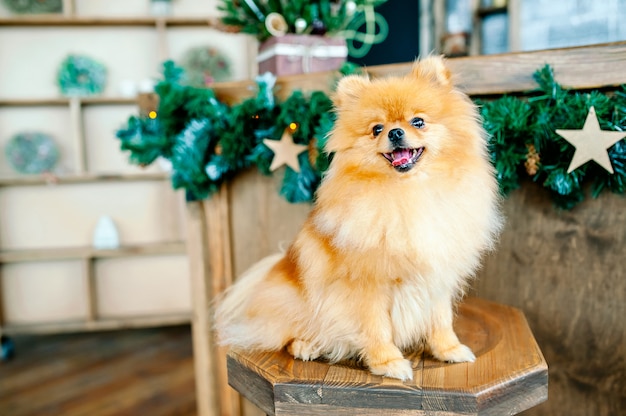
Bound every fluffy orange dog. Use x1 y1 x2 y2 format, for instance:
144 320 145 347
215 56 502 380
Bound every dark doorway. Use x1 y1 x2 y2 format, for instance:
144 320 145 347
347 0 420 66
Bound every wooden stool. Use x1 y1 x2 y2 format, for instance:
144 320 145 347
227 297 548 415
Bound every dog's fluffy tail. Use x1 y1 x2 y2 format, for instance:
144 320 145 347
214 253 293 351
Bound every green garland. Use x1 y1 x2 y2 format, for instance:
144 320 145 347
116 62 626 209
117 61 356 202
483 65 626 209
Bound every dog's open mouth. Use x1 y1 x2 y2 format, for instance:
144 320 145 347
382 147 425 172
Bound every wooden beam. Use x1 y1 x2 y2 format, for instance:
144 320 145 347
69 97 86 174
0 97 136 106
186 187 242 416
2 313 190 334
155 18 169 62
186 201 220 416
0 16 217 27
0 172 169 187
0 242 186 263
446 41 626 95
203 186 240 416
508 0 522 52
83 258 97 322
62 0 74 17
212 41 626 102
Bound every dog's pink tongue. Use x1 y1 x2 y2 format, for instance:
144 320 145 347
391 149 412 166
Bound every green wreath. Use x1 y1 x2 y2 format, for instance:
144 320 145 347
180 46 232 87
57 54 107 97
3 0 62 14
5 131 59 174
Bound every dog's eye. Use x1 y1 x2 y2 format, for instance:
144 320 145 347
411 117 425 129
372 124 384 136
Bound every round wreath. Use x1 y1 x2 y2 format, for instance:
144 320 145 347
5 131 59 174
3 0 62 14
180 46 232 87
57 54 107 97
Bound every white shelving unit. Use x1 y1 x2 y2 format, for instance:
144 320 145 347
0 0 254 335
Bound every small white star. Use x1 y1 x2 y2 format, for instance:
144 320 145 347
263 128 308 172
556 106 626 174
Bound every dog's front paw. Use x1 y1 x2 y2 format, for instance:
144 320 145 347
369 358 414 381
433 343 476 363
287 339 321 361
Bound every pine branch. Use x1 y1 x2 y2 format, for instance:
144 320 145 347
116 116 170 166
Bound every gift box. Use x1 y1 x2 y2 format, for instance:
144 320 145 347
257 34 348 77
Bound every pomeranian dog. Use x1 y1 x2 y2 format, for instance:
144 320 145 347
215 56 502 381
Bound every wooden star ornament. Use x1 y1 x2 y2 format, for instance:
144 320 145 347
263 128 308 172
556 106 626 174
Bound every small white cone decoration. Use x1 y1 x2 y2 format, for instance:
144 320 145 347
93 216 120 250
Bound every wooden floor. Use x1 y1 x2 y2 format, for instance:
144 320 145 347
0 325 197 416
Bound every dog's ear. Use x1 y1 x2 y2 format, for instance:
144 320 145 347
411 56 452 87
333 75 370 107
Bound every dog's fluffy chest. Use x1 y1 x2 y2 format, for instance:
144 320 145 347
315 185 451 257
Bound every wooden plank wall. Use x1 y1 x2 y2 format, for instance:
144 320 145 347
190 42 626 416
473 184 625 416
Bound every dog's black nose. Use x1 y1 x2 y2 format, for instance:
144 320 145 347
388 128 405 144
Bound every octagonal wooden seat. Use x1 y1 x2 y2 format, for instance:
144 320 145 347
227 297 548 415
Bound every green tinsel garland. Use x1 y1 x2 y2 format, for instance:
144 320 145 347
116 62 626 209
482 65 626 209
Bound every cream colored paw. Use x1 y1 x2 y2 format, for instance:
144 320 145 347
433 343 476 363
287 339 321 361
369 358 414 381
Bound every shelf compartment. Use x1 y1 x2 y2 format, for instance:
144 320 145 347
1 249 190 332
